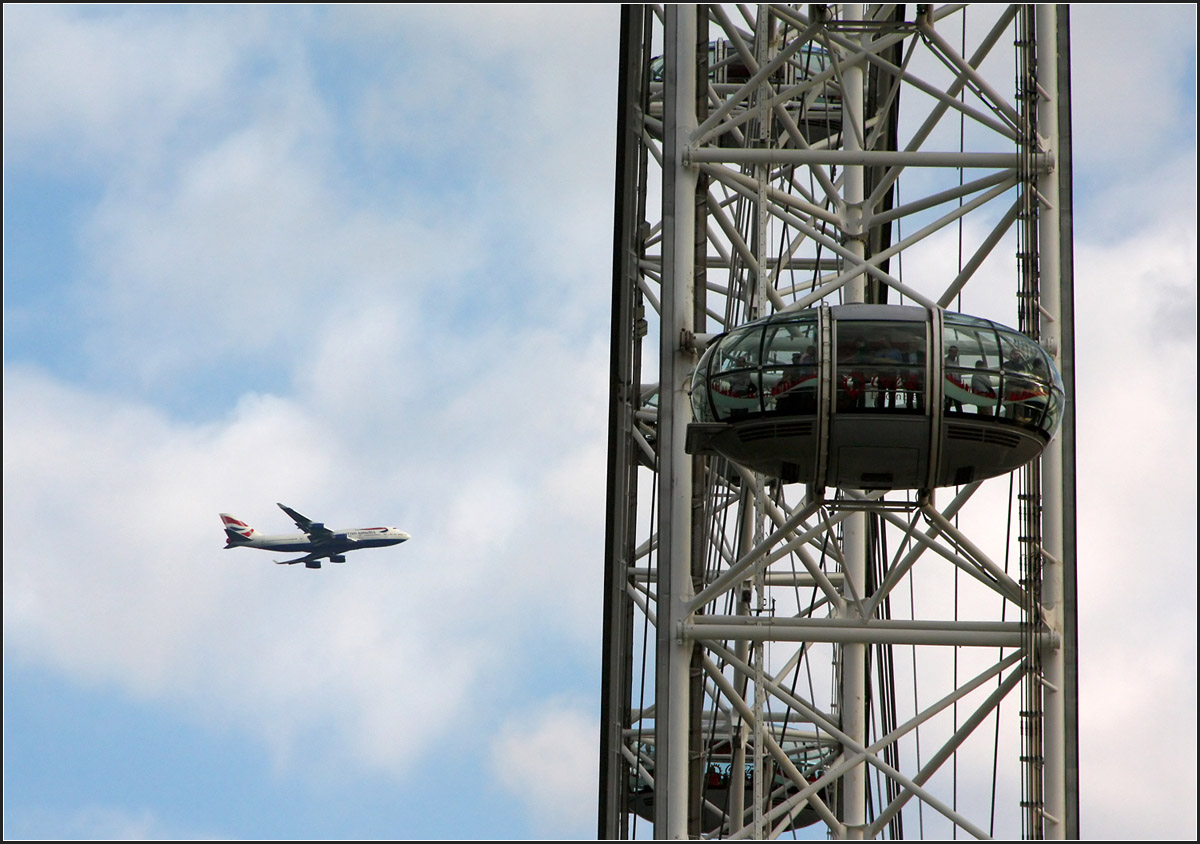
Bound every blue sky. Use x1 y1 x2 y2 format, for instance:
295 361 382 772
4 5 1195 840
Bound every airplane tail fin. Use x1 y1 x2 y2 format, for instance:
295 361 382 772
220 513 257 547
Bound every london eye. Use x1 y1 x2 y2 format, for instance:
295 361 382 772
601 5 1078 839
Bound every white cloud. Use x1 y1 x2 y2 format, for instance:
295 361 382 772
1070 6 1197 169
2 5 265 169
3 366 487 776
2 297 612 778
1069 220 1197 840
8 4 617 419
74 93 476 396
1079 638 1196 840
489 701 598 838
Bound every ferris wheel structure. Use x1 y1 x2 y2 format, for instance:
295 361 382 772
601 4 1078 839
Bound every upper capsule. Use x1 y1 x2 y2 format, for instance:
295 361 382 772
686 304 1065 489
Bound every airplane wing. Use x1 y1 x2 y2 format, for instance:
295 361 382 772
277 503 334 541
275 551 326 568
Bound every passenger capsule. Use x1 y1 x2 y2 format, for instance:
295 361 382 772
686 304 1065 489
627 739 830 833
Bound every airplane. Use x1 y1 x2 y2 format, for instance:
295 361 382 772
220 503 410 569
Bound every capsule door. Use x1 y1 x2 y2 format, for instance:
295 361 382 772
828 310 931 488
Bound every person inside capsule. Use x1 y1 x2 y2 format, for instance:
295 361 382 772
772 353 809 414
876 336 903 409
972 360 995 415
901 335 925 411
944 344 962 411
838 335 871 411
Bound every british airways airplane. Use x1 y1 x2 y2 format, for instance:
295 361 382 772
220 503 410 568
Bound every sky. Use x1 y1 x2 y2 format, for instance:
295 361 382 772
3 5 1196 841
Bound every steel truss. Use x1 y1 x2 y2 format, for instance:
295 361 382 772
601 4 1078 839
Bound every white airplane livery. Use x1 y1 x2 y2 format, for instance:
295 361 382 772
221 503 410 569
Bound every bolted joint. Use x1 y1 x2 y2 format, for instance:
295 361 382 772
674 619 691 646
839 226 869 247
680 329 715 353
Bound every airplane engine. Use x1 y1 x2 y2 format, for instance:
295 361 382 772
305 561 322 569
329 555 347 563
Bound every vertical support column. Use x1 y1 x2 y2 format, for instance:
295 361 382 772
842 8 867 307
1036 5 1079 839
731 487 753 832
839 6 868 839
687 13 711 836
599 6 645 839
656 5 699 839
748 14 771 838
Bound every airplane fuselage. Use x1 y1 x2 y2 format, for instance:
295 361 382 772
235 527 410 554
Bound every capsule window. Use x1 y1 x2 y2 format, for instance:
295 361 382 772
714 328 761 371
835 321 926 413
690 357 715 423
1038 379 1064 437
707 327 764 420
944 316 1003 417
762 319 819 416
996 329 1054 430
942 316 1064 438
